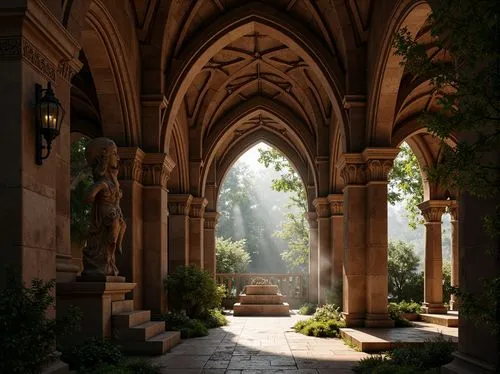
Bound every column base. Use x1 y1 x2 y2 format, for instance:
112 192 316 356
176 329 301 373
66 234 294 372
342 312 365 327
364 313 395 327
442 352 497 374
56 281 136 345
422 302 448 314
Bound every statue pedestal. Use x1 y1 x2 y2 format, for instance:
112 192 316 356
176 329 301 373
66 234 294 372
56 280 136 341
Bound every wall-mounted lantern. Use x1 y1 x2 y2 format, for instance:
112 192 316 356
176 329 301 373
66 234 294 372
35 81 65 165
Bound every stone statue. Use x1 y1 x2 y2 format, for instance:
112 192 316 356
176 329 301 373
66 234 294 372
81 137 126 277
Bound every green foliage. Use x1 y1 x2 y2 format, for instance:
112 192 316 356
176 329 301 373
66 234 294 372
293 303 345 338
198 309 228 329
257 147 309 273
387 304 413 328
312 303 342 322
388 143 424 229
81 359 161 374
353 355 390 374
0 274 81 374
388 241 423 302
298 303 317 315
164 265 223 318
70 137 93 245
442 261 453 304
161 312 209 339
61 338 123 372
215 237 251 273
389 301 422 314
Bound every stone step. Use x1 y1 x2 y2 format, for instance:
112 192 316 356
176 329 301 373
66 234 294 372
112 310 151 328
239 294 285 304
119 331 181 355
111 299 135 315
420 313 459 327
233 302 290 316
114 321 166 341
245 285 279 295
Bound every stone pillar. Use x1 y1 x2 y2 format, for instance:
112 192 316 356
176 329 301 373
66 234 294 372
338 154 366 326
328 194 344 305
307 212 319 304
141 153 175 315
117 147 144 308
314 197 331 304
0 1 81 286
189 197 208 268
204 212 219 277
168 194 192 272
448 201 459 311
363 149 398 327
418 200 448 314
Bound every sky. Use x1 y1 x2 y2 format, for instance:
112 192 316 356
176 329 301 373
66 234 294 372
238 142 270 171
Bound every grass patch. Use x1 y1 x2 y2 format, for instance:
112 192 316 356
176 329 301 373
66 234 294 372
293 304 345 338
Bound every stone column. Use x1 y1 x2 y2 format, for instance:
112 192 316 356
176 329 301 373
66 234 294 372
204 212 219 277
141 153 175 315
307 212 319 304
337 154 366 326
118 147 144 308
418 200 448 314
168 194 192 272
328 194 344 305
0 1 81 286
314 197 331 304
448 201 459 311
189 197 208 268
363 149 398 327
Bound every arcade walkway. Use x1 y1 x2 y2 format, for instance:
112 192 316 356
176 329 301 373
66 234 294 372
150 314 369 373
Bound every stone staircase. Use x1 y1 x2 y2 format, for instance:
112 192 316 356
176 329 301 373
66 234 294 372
234 284 290 316
111 300 181 355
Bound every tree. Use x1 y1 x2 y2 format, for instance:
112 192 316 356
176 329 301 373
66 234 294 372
388 143 424 229
215 237 251 273
388 240 423 302
257 147 309 273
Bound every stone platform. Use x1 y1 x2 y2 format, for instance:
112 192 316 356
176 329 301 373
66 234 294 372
420 312 459 327
340 321 458 352
233 284 290 316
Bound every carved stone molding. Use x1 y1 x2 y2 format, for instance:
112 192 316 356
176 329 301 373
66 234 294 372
365 159 394 182
190 197 208 218
313 197 330 218
57 59 81 83
118 147 145 182
306 212 318 229
418 200 448 223
337 154 365 185
142 153 176 187
327 194 344 216
168 194 193 216
204 211 220 229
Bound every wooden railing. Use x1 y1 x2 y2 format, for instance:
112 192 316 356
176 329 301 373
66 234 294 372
216 273 308 301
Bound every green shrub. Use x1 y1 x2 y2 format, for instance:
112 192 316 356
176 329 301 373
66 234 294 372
293 320 343 338
352 355 389 373
61 338 123 371
81 359 161 374
0 274 81 374
298 302 317 315
164 265 223 317
388 336 455 370
199 309 228 328
389 301 421 314
162 312 208 339
312 303 341 322
388 303 413 327
372 363 420 374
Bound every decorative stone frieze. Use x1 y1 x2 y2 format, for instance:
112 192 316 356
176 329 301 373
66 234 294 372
168 194 193 216
313 197 330 218
306 212 318 229
118 147 145 182
142 153 175 187
204 211 220 229
327 194 343 216
190 197 208 218
418 200 447 223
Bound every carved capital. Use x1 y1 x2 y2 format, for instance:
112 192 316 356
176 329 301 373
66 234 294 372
306 212 318 229
313 197 330 218
327 194 344 216
118 147 144 182
204 211 220 229
168 194 193 216
362 148 400 182
57 59 82 83
190 197 208 218
142 153 175 187
418 200 447 223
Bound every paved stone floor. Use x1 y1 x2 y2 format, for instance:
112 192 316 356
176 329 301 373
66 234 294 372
150 314 369 373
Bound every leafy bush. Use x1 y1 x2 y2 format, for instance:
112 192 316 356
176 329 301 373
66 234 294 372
388 336 455 370
216 237 251 273
312 303 341 322
164 265 223 317
353 355 390 373
394 301 422 314
388 303 414 327
81 359 161 374
0 274 81 374
61 338 123 371
199 309 228 328
298 302 317 315
162 312 208 339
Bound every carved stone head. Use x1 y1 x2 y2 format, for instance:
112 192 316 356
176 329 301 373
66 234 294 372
85 137 119 180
